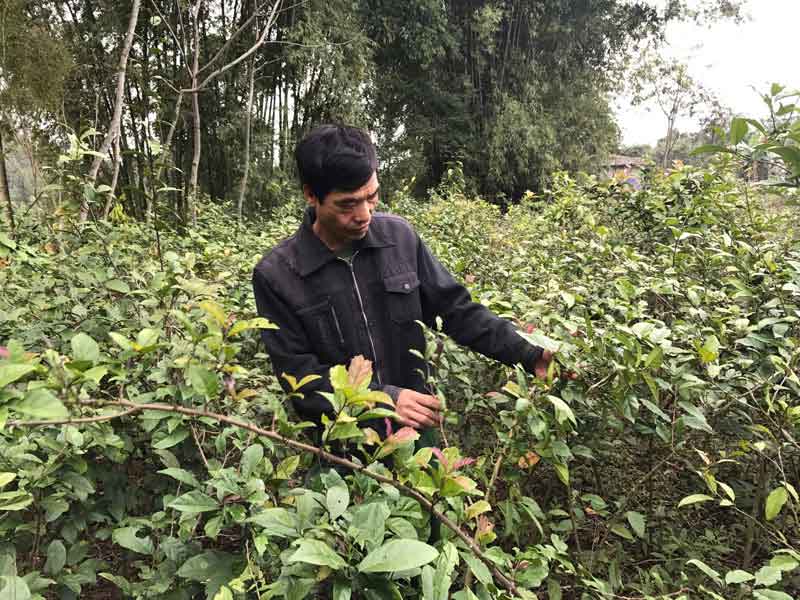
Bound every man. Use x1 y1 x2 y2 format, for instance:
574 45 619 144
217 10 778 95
252 124 552 439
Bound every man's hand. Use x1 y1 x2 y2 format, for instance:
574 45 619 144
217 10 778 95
534 349 554 379
396 389 442 429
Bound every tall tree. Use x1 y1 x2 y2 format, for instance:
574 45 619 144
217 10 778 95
630 52 715 168
82 0 142 220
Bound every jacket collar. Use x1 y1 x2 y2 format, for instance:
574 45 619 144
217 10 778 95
294 207 395 277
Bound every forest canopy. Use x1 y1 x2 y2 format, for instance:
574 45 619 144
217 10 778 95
1 0 745 222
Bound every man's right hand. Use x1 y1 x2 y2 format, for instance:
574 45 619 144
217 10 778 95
395 389 442 429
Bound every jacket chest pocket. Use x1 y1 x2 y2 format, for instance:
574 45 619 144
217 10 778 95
296 299 345 351
384 272 422 323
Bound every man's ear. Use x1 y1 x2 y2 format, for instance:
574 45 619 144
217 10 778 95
302 184 319 206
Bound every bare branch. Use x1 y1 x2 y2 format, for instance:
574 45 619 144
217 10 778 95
7 406 142 428
184 0 282 93
198 0 274 75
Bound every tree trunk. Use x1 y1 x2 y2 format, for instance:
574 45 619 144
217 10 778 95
82 0 141 221
189 1 203 227
662 103 678 169
238 56 256 224
0 127 14 233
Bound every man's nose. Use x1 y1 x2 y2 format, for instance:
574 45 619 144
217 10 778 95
354 200 371 222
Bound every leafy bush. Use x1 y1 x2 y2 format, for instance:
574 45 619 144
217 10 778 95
0 160 798 599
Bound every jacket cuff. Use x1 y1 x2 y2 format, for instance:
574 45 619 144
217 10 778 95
381 385 402 404
517 336 544 374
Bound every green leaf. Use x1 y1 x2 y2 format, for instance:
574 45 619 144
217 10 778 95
610 523 633 540
71 332 100 363
134 328 160 350
104 279 130 294
152 428 189 450
724 569 753 584
753 591 793 600
348 502 391 549
0 364 37 389
333 579 351 600
730 117 748 145
754 565 782 587
247 508 298 539
275 455 300 479
0 576 31 600
15 389 69 419
358 540 438 573
678 402 713 434
625 511 646 538
213 586 233 600
112 527 154 555
177 551 235 582
81 366 108 384
0 233 17 250
553 463 569 486
326 485 349 521
228 317 278 337
769 554 799 572
41 496 69 522
465 500 491 520
44 540 67 575
168 490 219 514
158 468 201 488
678 494 714 508
0 474 15 489
199 301 227 326
186 365 219 398
687 559 721 583
547 395 576 426
691 144 731 156
204 515 223 539
765 486 788 521
697 335 720 363
460 554 492 586
288 539 346 570
0 492 33 511
63 471 94 500
108 332 133 351
240 444 264 478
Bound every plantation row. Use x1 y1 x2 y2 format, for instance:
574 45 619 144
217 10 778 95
0 166 798 599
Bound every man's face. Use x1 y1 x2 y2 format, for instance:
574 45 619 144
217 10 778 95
306 172 380 251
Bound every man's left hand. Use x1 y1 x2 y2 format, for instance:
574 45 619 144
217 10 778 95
534 350 554 379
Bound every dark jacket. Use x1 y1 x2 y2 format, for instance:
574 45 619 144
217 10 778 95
252 208 542 432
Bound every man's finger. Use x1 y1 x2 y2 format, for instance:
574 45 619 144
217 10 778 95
409 403 439 423
415 394 441 410
407 408 438 428
396 415 421 429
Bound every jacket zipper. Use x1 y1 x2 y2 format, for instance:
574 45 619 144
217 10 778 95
329 304 345 345
339 250 382 386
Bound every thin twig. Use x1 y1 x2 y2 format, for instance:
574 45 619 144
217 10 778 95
191 424 210 469
7 407 141 428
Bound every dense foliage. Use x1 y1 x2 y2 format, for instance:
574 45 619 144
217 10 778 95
1 156 798 598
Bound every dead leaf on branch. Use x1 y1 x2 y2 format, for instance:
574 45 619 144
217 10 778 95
347 355 372 388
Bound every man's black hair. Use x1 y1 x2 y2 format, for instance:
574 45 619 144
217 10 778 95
295 124 378 202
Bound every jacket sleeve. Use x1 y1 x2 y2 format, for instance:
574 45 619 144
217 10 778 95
416 236 542 371
252 267 399 426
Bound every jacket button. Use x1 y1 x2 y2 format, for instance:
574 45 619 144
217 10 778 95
403 283 410 290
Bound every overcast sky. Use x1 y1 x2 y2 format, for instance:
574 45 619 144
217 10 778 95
615 0 800 146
